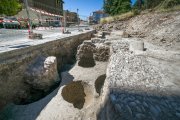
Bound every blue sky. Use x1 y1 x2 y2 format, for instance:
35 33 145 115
64 0 136 19
131 0 137 5
64 0 104 19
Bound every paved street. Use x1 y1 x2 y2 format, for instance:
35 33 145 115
0 26 91 53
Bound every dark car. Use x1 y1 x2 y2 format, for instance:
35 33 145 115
0 17 4 28
52 21 61 27
3 17 20 29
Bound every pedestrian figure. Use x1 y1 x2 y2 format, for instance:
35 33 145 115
138 0 143 10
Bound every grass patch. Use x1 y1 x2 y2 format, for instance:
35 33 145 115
156 5 180 12
155 0 180 12
100 0 180 24
100 11 136 24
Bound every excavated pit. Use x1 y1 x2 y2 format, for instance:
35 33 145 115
95 74 106 95
61 81 86 109
61 81 94 109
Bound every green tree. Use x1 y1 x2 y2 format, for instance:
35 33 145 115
0 0 22 16
134 0 180 9
143 0 164 9
104 0 131 15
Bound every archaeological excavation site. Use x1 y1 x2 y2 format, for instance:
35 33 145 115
0 10 180 120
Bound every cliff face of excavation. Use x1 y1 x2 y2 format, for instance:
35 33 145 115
96 11 180 120
0 31 93 109
95 11 180 51
98 38 180 120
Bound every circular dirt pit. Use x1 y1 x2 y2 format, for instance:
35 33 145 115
95 74 106 95
61 81 94 109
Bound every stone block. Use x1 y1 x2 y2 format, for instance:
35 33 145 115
24 56 60 91
29 33 43 39
76 41 96 67
122 31 130 38
129 41 144 52
94 44 110 62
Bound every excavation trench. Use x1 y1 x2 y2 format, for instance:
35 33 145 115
0 31 111 120
15 53 77 105
0 31 94 109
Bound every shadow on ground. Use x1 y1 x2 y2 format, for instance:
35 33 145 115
0 72 74 120
97 89 180 120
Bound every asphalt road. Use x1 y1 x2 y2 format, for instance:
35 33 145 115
0 26 85 42
0 26 91 53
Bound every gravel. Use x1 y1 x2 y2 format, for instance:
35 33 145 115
100 37 180 120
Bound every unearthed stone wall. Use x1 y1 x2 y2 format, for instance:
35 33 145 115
76 41 96 67
77 39 110 68
24 56 60 91
0 31 94 109
98 39 180 120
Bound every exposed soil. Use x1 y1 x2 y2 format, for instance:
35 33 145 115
95 74 106 95
62 81 85 109
95 11 180 51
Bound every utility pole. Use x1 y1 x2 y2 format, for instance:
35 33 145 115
24 0 33 34
77 9 79 31
63 10 66 32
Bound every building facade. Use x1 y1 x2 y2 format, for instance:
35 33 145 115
92 10 108 23
64 10 78 24
27 0 64 16
19 0 64 26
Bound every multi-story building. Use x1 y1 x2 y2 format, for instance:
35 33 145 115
64 10 78 24
88 16 93 24
92 10 108 23
28 0 64 15
19 0 64 26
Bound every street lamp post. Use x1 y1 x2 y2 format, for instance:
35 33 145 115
77 9 79 31
63 10 66 32
24 0 33 35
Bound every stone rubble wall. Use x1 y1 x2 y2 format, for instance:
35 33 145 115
76 38 110 68
24 56 60 91
99 38 180 120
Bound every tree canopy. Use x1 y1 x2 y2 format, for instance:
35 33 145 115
104 0 131 15
0 0 22 16
104 0 180 16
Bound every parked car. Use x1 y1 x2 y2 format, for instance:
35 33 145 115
52 21 61 27
3 17 20 29
0 17 4 28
